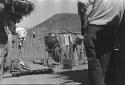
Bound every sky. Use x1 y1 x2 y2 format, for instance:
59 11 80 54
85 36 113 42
18 0 78 29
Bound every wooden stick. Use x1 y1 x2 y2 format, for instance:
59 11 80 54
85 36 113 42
0 46 5 79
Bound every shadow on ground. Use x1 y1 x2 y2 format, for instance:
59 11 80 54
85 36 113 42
54 69 88 85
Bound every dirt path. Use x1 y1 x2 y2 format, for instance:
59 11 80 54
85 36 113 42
0 64 88 85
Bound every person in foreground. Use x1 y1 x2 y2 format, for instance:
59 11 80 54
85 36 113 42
77 0 125 85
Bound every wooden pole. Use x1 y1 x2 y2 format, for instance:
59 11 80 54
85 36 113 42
0 1 8 78
0 45 5 79
0 19 8 79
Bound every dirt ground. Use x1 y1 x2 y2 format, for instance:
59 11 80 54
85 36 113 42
0 63 88 85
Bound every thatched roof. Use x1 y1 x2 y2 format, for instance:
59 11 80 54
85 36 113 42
33 13 81 34
5 0 34 23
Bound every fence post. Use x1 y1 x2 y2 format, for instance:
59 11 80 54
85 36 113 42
0 46 6 79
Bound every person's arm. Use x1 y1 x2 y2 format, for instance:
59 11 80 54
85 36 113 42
7 20 16 35
77 0 94 35
77 1 88 35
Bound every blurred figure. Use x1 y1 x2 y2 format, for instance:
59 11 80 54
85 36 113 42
44 33 60 67
77 0 125 85
16 27 27 50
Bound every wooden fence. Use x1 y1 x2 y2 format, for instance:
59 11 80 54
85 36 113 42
7 32 86 64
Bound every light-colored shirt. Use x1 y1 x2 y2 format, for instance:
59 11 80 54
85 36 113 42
64 34 70 46
78 0 125 25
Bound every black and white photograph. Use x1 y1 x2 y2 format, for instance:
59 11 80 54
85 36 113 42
0 0 125 85
0 0 88 84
